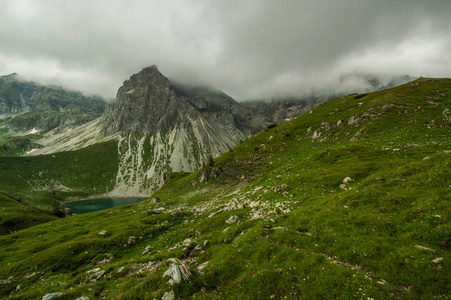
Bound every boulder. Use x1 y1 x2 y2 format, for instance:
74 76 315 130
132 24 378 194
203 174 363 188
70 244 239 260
163 258 191 285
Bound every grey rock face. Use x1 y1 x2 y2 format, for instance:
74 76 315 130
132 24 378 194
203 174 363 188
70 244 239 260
102 66 172 134
102 65 265 136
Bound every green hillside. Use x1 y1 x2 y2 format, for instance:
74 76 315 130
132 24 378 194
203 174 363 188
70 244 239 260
0 140 119 233
0 78 449 299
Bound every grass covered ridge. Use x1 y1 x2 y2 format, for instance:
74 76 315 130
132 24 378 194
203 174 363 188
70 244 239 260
0 78 449 299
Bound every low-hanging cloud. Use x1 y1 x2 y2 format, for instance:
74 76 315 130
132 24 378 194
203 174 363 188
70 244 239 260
0 0 450 100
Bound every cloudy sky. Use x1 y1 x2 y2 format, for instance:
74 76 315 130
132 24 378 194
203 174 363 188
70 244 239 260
1 0 450 100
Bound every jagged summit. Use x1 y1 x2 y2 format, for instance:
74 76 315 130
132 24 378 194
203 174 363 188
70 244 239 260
102 66 265 135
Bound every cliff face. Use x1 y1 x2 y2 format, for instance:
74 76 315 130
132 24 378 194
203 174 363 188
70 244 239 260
102 66 172 134
102 66 267 196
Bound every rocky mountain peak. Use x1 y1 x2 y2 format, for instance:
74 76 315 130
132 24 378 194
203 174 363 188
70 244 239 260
102 66 174 135
102 66 266 136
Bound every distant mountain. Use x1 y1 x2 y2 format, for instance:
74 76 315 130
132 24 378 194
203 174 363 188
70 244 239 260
0 73 107 132
241 74 416 124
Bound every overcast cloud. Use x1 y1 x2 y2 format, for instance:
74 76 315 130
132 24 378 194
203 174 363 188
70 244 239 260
0 0 450 100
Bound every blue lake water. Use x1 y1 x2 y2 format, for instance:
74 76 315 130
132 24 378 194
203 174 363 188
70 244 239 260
64 197 147 214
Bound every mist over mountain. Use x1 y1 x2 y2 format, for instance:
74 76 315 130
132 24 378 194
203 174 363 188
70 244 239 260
0 73 107 131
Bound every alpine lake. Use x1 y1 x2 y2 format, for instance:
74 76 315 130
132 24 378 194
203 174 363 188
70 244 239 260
64 197 148 214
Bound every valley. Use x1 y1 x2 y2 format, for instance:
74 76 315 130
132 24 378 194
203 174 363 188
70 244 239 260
0 77 449 299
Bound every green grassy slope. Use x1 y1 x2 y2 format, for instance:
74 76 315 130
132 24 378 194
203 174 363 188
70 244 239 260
0 140 119 233
0 78 449 299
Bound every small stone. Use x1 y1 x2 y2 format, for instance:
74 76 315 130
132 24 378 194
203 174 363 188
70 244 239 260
95 253 114 265
75 297 90 300
162 290 175 300
117 266 125 274
225 215 239 224
42 292 65 300
254 186 263 191
414 245 436 252
98 231 107 236
150 197 160 204
342 177 353 184
431 257 443 264
0 280 10 285
86 268 100 274
197 261 209 271
274 184 288 192
16 285 21 291
251 208 265 219
423 156 431 160
171 209 188 217
142 245 153 255
377 279 389 285
276 175 282 179
128 236 136 245
312 130 321 139
89 270 105 281
208 210 222 218
203 240 209 247
249 201 260 208
183 238 193 247
25 272 37 279
146 210 162 215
